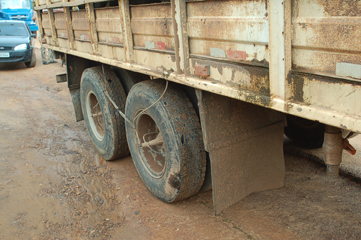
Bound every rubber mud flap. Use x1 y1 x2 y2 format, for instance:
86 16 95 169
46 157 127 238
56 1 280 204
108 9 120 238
197 91 286 215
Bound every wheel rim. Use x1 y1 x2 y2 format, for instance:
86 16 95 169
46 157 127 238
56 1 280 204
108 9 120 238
86 90 105 141
135 112 166 178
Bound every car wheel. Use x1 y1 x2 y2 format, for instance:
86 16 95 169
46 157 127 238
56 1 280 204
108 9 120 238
25 51 36 68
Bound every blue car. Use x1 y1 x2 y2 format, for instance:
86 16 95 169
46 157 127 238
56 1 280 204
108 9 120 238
0 0 38 32
0 20 36 67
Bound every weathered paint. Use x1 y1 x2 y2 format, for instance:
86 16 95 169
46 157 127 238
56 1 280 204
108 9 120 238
41 12 51 38
292 0 361 78
297 73 361 117
72 10 91 43
95 7 124 45
190 58 270 95
194 64 210 77
99 44 126 61
58 38 69 48
131 3 174 51
134 50 176 71
226 49 247 61
210 48 226 58
336 63 361 79
187 0 269 64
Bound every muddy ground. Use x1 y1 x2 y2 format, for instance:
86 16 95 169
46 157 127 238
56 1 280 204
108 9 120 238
1 49 361 240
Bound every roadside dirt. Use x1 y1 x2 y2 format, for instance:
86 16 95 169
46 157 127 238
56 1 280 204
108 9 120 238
1 48 361 240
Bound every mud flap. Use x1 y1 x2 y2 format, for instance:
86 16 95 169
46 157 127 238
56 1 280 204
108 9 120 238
196 90 285 215
69 88 84 122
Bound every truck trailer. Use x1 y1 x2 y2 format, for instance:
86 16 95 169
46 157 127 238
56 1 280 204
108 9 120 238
35 0 361 214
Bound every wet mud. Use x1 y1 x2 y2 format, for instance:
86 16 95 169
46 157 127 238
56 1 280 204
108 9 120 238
1 48 361 239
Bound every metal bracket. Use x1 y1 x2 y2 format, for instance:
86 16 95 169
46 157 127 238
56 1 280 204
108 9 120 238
56 73 67 83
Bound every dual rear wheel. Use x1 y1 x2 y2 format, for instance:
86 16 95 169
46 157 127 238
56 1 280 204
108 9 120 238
80 67 206 201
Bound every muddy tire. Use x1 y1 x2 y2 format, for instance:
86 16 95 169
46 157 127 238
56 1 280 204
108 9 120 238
80 66 129 160
125 80 206 202
25 51 36 68
284 115 325 149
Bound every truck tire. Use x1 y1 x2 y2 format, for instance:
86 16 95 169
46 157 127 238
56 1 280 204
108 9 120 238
125 80 206 202
25 51 36 68
112 67 149 95
284 115 325 149
80 66 129 160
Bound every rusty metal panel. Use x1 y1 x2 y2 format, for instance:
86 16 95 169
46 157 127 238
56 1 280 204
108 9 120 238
194 64 210 77
197 90 285 215
134 50 176 71
130 3 174 51
98 32 123 45
54 12 68 39
72 11 90 31
292 0 361 78
72 10 91 42
187 0 269 64
42 12 53 41
95 7 124 45
291 72 361 118
189 58 270 96
58 38 69 48
186 0 270 103
54 12 67 30
288 0 361 123
75 41 93 54
44 28 52 37
99 44 126 61
57 30 68 39
74 31 91 41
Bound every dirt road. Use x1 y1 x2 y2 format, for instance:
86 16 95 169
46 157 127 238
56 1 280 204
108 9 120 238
1 48 361 240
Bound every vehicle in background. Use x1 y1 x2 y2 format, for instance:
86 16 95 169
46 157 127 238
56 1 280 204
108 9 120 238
0 20 36 68
0 0 38 32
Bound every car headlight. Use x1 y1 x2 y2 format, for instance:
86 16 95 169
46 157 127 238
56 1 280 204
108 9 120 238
14 44 28 51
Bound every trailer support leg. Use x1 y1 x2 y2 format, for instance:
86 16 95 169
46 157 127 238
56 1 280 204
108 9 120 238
323 126 343 178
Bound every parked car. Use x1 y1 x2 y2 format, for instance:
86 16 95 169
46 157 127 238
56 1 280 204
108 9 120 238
0 20 36 68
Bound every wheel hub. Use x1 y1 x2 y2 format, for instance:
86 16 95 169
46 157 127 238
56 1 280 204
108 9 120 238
86 90 105 141
135 113 166 178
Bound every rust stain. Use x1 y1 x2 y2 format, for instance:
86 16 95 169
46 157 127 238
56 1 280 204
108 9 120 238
226 49 247 61
191 59 270 94
195 65 210 77
322 0 361 16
